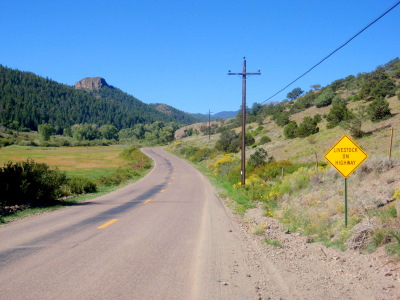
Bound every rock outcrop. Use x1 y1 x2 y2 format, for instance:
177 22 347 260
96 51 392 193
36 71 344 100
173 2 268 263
75 77 109 90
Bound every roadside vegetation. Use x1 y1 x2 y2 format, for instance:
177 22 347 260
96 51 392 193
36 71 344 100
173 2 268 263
169 57 400 258
0 145 151 223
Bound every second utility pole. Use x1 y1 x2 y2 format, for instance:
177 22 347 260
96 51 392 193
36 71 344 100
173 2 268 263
228 57 261 185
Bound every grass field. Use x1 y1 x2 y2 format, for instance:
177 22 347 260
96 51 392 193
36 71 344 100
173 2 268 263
0 145 128 180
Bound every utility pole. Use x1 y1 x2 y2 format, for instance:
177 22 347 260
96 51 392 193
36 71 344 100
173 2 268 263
208 109 213 140
228 57 261 185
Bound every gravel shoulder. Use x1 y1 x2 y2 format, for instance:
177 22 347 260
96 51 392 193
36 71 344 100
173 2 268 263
218 196 400 300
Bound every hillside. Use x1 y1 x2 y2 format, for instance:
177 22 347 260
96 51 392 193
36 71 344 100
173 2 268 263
0 66 199 133
176 58 400 163
148 103 198 124
169 57 400 262
190 111 237 122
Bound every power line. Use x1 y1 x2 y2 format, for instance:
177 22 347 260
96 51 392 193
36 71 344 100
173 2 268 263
262 0 400 104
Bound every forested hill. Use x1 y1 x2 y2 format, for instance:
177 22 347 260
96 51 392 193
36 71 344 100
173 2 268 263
0 65 199 133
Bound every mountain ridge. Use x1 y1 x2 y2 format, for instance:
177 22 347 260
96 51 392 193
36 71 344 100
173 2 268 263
0 66 199 133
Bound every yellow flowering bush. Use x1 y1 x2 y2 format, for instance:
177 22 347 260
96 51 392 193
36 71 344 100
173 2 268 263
210 154 240 179
393 188 400 201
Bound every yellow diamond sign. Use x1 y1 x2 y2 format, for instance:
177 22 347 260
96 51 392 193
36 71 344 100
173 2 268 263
324 135 368 178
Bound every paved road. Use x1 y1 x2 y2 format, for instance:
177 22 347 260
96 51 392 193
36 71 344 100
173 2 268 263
0 147 276 299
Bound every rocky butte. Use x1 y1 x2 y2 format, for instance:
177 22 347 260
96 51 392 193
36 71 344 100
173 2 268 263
75 77 110 90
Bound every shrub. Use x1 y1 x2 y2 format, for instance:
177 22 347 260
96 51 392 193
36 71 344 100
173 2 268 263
366 98 391 122
0 139 12 147
190 148 214 162
347 94 360 102
289 91 319 114
119 145 151 169
315 88 335 107
253 160 296 181
99 167 139 186
215 130 240 153
332 94 345 105
0 159 67 207
313 114 322 123
343 118 364 138
211 154 240 181
296 117 319 138
259 135 271 145
242 133 256 148
274 111 290 127
284 121 298 139
68 176 97 194
326 102 353 129
179 145 200 158
248 148 270 169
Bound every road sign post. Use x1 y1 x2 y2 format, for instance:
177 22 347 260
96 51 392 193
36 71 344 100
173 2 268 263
324 135 368 227
345 177 348 227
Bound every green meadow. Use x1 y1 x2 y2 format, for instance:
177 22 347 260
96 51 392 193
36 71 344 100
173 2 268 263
0 145 128 181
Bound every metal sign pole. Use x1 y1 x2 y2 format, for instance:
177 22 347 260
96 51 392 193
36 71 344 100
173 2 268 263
344 177 348 227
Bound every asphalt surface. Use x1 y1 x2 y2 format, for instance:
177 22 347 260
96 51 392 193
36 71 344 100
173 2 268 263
0 147 266 299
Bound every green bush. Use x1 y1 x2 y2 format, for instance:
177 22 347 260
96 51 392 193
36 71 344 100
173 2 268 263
68 176 97 194
284 121 298 139
99 167 139 186
180 145 201 158
313 114 322 123
326 102 353 129
226 164 242 184
119 145 151 169
289 91 319 114
0 159 67 208
242 133 256 148
259 135 271 145
347 95 360 102
248 148 273 169
274 111 290 127
315 88 335 107
215 130 240 153
367 98 392 122
296 117 319 138
253 160 296 181
0 139 12 147
190 148 214 162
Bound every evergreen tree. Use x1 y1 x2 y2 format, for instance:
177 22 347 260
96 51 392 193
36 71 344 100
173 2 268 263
284 121 298 139
367 99 391 122
296 117 319 138
326 102 353 129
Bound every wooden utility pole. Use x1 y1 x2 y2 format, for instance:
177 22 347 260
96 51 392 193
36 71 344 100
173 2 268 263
228 57 261 185
208 109 213 140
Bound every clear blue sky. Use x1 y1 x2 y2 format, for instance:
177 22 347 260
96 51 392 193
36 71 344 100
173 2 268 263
1 0 399 114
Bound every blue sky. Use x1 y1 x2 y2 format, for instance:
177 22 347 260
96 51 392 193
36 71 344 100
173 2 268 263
1 0 399 114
